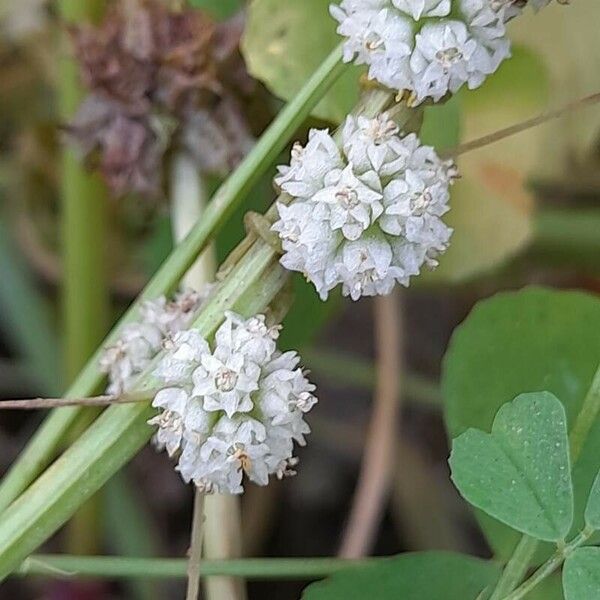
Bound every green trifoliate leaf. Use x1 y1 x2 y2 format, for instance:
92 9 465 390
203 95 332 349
563 548 600 600
585 470 600 531
450 391 573 542
302 552 499 600
443 287 600 560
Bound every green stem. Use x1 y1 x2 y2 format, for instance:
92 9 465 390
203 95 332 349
62 157 109 382
0 43 347 514
59 0 108 557
59 0 107 382
502 529 593 600
488 536 538 600
16 555 374 580
569 364 600 462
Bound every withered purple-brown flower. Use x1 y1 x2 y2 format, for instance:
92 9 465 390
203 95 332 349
66 0 254 198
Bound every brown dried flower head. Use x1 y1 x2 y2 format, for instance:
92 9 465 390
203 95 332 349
66 0 254 198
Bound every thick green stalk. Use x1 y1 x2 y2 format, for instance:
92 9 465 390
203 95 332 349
62 158 108 381
58 0 107 382
0 239 288 580
16 555 373 580
59 0 108 556
0 44 347 513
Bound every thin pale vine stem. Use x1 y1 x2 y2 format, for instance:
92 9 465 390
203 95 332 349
0 44 347 514
339 290 403 558
202 456 246 592
204 495 246 600
488 363 600 599
170 152 245 600
16 555 374 579
0 391 155 409
170 152 216 290
170 153 214 600
442 91 600 158
338 96 412 558
502 529 593 600
186 490 206 600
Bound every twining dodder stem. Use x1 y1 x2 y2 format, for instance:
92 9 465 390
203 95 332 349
339 290 403 557
186 490 205 600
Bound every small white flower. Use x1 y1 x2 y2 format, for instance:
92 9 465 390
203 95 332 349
155 329 210 386
148 388 189 456
214 312 279 365
459 0 511 71
337 235 398 300
410 21 491 102
342 113 411 175
192 351 260 417
314 164 384 241
330 4 414 68
275 129 344 199
273 115 457 300
149 313 317 495
392 0 451 19
141 288 209 336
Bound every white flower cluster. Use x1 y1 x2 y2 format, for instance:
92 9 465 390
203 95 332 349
100 289 210 394
272 113 457 300
331 0 513 103
148 312 317 494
